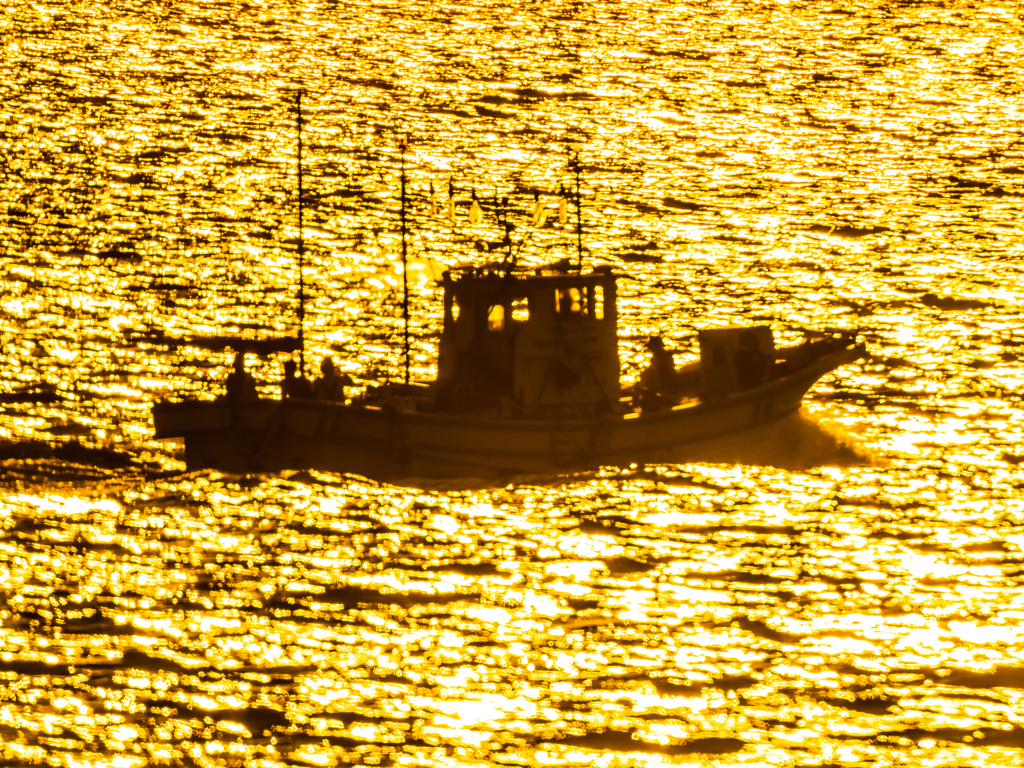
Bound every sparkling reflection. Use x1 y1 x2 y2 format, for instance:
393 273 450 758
3 0 1024 765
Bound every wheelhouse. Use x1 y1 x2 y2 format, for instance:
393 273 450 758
435 267 620 415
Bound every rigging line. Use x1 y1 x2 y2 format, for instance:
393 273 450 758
296 90 306 380
509 222 541 268
399 134 410 386
571 150 583 273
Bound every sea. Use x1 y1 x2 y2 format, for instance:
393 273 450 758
2 0 1024 765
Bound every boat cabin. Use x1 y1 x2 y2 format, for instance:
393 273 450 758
697 325 775 397
434 268 620 416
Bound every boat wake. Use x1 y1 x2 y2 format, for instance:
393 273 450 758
670 407 873 471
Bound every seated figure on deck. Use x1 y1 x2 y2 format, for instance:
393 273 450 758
225 352 257 399
639 336 678 395
281 359 313 399
314 356 353 403
636 336 680 411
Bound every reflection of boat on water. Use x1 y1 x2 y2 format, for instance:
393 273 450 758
153 263 864 480
151 98 864 480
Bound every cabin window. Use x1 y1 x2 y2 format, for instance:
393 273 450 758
512 298 529 322
556 286 584 315
487 304 505 332
592 285 604 319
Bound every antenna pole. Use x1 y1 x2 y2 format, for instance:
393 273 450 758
400 136 410 385
297 91 306 378
503 196 512 263
571 150 583 273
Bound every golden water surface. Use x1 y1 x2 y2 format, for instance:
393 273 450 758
2 0 1024 765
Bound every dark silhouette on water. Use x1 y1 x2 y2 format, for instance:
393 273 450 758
642 335 677 391
313 356 352 402
224 351 257 399
155 266 863 480
281 359 313 399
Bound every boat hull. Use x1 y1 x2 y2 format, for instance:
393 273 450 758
152 345 862 480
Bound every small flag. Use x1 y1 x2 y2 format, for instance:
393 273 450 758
405 255 446 283
531 192 543 226
469 191 482 225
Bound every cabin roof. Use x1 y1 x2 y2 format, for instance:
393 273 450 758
442 267 618 295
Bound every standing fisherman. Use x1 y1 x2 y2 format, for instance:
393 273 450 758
225 351 257 399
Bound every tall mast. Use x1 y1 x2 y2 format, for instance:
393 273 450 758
571 150 583 273
399 136 410 385
296 91 306 377
502 196 512 265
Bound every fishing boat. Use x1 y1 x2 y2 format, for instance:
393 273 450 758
150 97 865 481
153 262 862 479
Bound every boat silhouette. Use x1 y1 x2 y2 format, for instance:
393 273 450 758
151 97 864 481
152 261 863 480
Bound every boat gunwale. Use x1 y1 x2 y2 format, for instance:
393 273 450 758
152 342 863 433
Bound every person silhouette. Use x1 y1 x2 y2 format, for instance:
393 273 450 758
225 351 257 399
281 359 313 399
314 356 353 402
640 336 677 394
